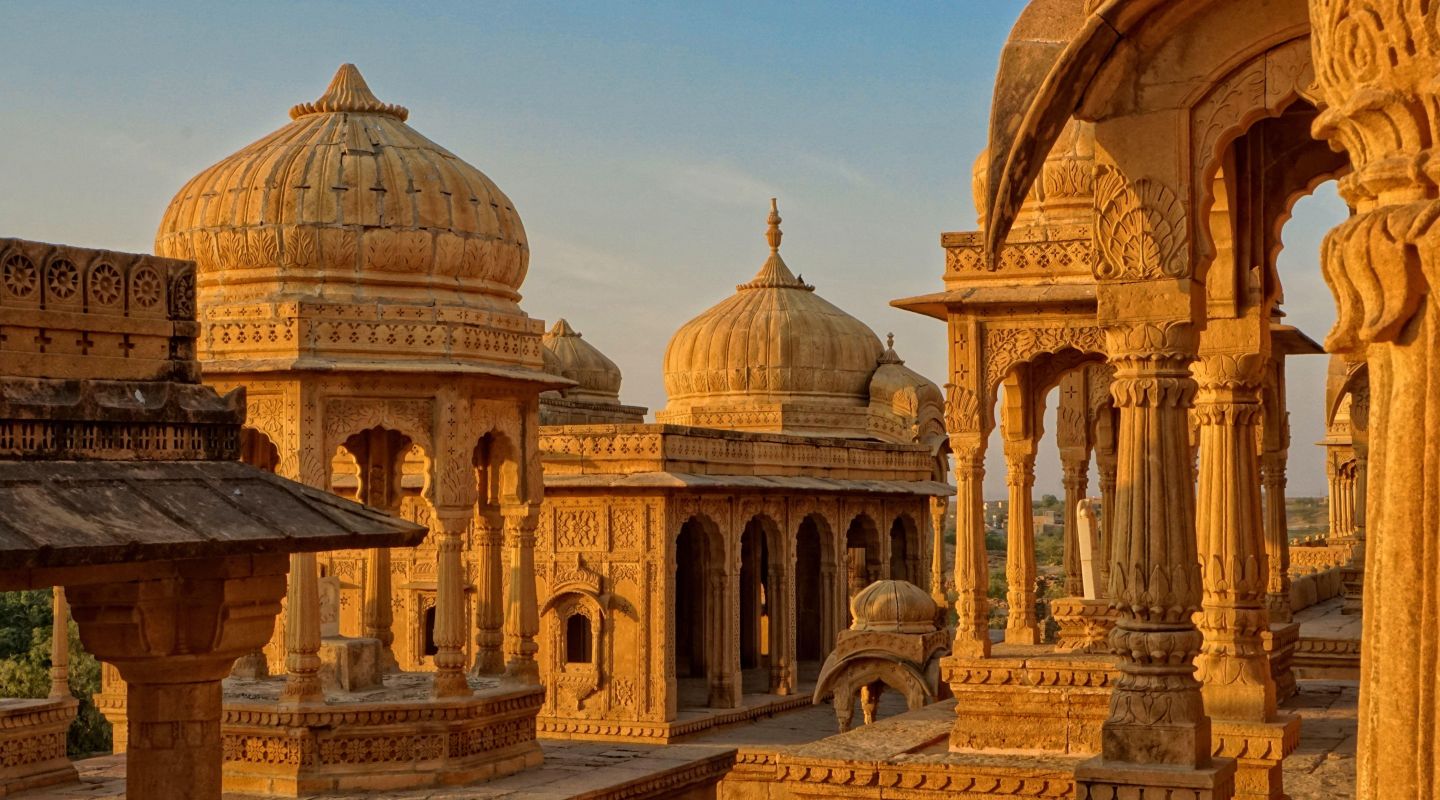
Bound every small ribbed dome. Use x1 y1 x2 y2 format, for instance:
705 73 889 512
542 319 622 402
972 119 1095 230
156 63 529 311
849 580 938 634
869 335 944 418
660 200 884 432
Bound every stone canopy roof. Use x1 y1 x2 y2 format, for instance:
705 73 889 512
0 236 424 590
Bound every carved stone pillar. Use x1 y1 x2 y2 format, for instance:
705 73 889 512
1077 322 1225 789
49 587 69 700
769 548 793 695
1094 434 1117 596
1325 457 1341 542
472 509 505 675
502 504 541 684
929 497 948 608
67 557 287 800
431 509 471 698
1260 451 1293 623
1060 453 1090 597
710 561 739 708
361 548 398 673
1193 350 1277 722
281 552 323 703
1003 444 1039 645
950 440 990 657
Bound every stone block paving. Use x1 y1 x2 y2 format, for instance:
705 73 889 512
1282 680 1358 799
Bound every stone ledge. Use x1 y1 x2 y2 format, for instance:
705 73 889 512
539 692 814 744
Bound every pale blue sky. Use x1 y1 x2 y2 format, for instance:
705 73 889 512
0 1 1345 497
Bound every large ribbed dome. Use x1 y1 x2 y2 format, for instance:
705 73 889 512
660 201 883 431
156 63 528 310
154 65 546 375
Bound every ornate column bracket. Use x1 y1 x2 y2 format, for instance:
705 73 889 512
1310 10 1440 794
431 508 472 698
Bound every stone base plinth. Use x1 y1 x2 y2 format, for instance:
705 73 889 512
1212 715 1301 800
1074 757 1237 800
942 647 1116 754
539 689 813 744
220 674 542 796
0 697 78 796
1293 637 1361 680
1051 597 1119 654
719 702 1080 800
318 636 383 692
1340 564 1363 615
1262 623 1300 702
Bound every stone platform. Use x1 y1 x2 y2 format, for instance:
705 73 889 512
538 683 817 744
1294 598 1362 680
219 674 543 796
0 697 77 797
8 683 1358 799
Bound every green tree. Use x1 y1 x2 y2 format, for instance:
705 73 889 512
0 590 110 756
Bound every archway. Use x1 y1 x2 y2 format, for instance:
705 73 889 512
674 515 728 708
844 514 881 624
888 515 920 583
739 515 782 694
795 514 830 676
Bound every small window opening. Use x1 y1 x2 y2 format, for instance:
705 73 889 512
565 614 592 664
422 606 438 656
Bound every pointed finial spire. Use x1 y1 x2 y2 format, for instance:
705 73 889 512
886 332 895 349
766 197 782 254
739 198 813 291
290 64 409 121
878 332 904 364
547 318 579 338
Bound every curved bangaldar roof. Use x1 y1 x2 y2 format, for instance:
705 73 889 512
155 64 546 376
657 200 886 437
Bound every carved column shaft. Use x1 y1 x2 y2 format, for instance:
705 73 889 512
502 505 540 684
1060 454 1090 597
49 587 69 700
929 497 948 607
473 510 505 674
1096 445 1117 596
1193 352 1276 722
362 548 397 670
1260 451 1293 622
432 509 471 698
281 552 323 702
1004 445 1040 645
1101 323 1210 767
951 442 990 657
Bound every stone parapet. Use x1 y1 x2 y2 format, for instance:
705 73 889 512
943 649 1116 754
541 423 938 482
220 683 543 796
0 696 78 796
1051 597 1118 654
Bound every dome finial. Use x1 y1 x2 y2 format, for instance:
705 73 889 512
766 198 782 254
886 332 894 349
290 63 409 121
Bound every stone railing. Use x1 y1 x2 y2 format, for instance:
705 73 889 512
540 423 937 482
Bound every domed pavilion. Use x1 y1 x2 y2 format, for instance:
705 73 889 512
532 200 952 743
110 64 564 795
